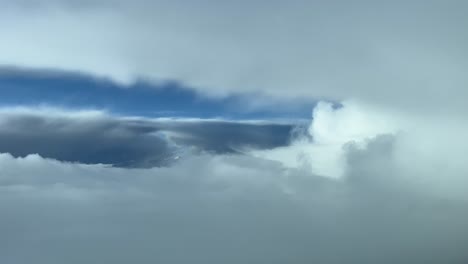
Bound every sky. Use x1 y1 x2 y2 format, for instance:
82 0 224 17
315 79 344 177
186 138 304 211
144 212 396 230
1 1 468 263
0 68 318 119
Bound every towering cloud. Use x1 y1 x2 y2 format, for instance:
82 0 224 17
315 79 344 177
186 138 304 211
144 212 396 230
254 101 468 200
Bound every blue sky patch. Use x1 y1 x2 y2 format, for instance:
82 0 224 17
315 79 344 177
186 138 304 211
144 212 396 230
0 68 316 120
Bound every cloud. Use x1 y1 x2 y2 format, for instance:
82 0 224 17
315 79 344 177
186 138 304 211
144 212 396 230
0 107 294 167
1 2 468 262
251 101 398 177
1 139 468 263
1 0 467 113
0 102 467 263
252 100 468 199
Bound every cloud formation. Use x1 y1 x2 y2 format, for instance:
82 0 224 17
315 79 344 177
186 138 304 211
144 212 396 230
1 138 467 263
0 107 294 167
1 0 467 113
1 102 467 263
253 101 468 199
1 1 467 262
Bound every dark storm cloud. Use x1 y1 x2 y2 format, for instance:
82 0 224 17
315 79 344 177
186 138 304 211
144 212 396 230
0 109 294 167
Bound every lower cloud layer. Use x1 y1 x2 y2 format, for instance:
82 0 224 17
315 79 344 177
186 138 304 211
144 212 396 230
1 146 467 263
1 101 468 263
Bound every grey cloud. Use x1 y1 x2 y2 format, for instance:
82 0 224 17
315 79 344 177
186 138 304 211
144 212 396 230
0 135 467 264
1 1 467 114
156 121 293 154
0 109 294 167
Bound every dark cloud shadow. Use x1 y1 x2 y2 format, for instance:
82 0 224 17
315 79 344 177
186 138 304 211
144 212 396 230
0 111 294 167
